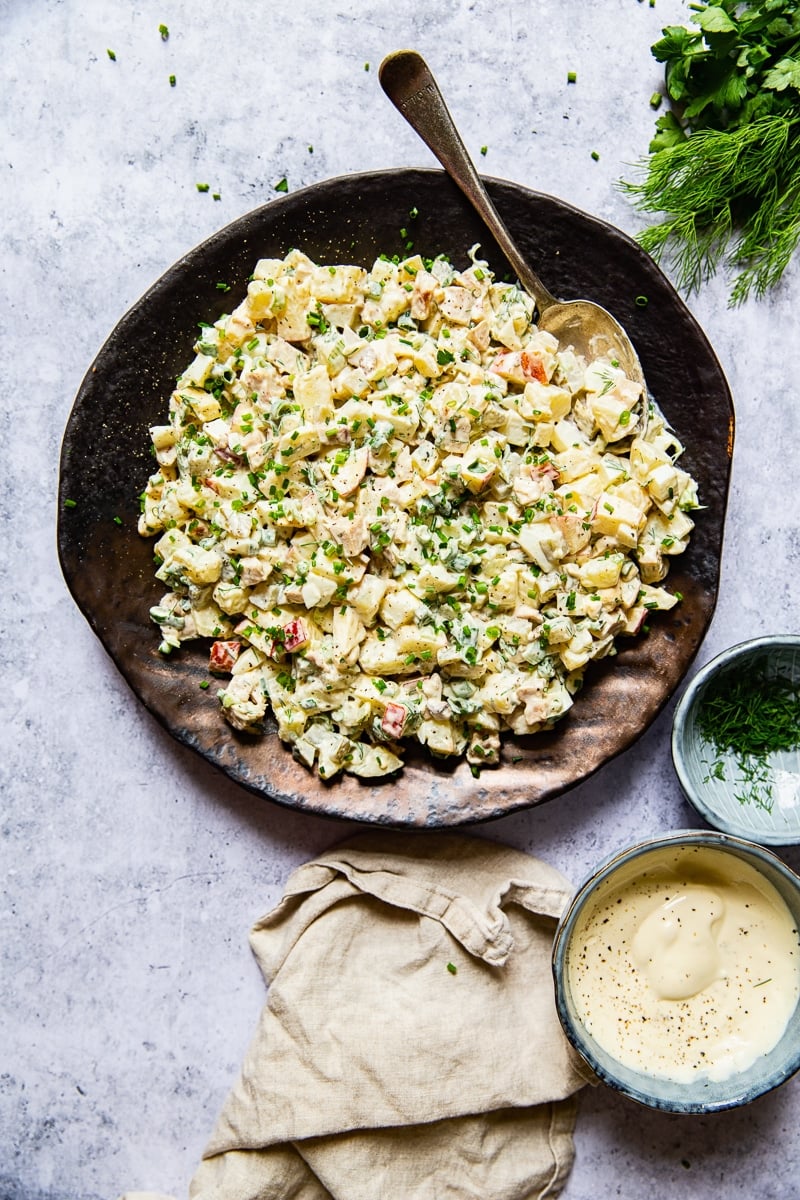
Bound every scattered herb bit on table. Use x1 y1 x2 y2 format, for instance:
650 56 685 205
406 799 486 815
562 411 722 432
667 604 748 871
622 0 800 305
698 664 800 810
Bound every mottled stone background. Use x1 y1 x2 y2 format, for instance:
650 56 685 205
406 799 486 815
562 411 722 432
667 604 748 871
2 0 799 1196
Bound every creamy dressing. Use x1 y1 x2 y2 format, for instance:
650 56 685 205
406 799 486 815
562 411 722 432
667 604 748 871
567 846 800 1083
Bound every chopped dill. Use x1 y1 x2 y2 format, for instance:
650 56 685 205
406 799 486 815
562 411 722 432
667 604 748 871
697 663 800 811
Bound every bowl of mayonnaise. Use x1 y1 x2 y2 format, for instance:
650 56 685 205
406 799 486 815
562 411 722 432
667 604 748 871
552 829 800 1111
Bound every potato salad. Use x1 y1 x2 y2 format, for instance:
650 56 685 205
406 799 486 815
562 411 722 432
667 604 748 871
139 247 698 780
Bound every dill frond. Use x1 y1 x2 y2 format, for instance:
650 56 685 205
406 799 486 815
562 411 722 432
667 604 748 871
622 116 800 305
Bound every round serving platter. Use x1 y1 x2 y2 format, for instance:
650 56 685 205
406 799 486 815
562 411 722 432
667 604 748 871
57 169 734 826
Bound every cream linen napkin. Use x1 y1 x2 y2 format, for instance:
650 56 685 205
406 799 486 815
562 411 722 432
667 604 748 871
122 831 591 1200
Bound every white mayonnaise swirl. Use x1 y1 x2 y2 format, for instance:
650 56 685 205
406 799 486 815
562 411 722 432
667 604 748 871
567 845 800 1083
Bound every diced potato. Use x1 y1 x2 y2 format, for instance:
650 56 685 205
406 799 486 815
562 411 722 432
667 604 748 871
275 281 314 343
348 574 389 622
589 393 637 442
252 257 283 281
176 386 221 423
517 522 568 572
479 670 521 715
154 527 192 563
149 424 178 451
461 457 495 494
522 380 572 421
417 717 464 756
577 553 625 590
647 462 679 503
591 492 647 544
395 626 446 656
439 286 474 325
359 635 415 676
193 605 229 637
178 353 215 389
212 581 249 615
379 587 420 629
487 567 520 609
640 584 679 611
277 424 322 463
293 365 334 422
368 395 420 441
550 418 590 453
553 446 597 483
354 340 398 383
171 544 223 585
560 628 595 672
267 336 309 378
415 562 462 594
541 615 574 646
318 445 369 496
309 264 367 304
301 573 339 608
347 743 403 777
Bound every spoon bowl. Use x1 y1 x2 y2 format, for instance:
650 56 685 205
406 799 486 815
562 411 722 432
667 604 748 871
379 50 647 422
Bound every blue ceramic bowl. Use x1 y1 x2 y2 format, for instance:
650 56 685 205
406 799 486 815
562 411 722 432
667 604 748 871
552 830 800 1112
672 636 800 845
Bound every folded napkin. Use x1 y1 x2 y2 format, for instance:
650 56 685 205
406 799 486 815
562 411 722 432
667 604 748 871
124 831 591 1200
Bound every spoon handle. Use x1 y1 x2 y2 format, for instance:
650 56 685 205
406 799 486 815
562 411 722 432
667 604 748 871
378 49 555 311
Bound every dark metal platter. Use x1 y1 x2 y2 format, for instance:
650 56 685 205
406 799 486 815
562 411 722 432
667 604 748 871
58 169 734 827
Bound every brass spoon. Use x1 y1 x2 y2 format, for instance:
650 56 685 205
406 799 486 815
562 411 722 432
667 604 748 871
378 49 647 405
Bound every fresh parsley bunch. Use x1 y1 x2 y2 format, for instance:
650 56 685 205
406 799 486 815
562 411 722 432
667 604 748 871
623 0 800 305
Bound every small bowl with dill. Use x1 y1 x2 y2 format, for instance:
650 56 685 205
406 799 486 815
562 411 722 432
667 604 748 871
672 636 800 845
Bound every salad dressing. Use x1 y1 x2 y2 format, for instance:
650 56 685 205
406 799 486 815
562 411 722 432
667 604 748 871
567 846 800 1083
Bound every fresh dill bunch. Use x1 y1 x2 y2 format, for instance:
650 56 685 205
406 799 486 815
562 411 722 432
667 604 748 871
622 0 800 305
625 115 800 302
